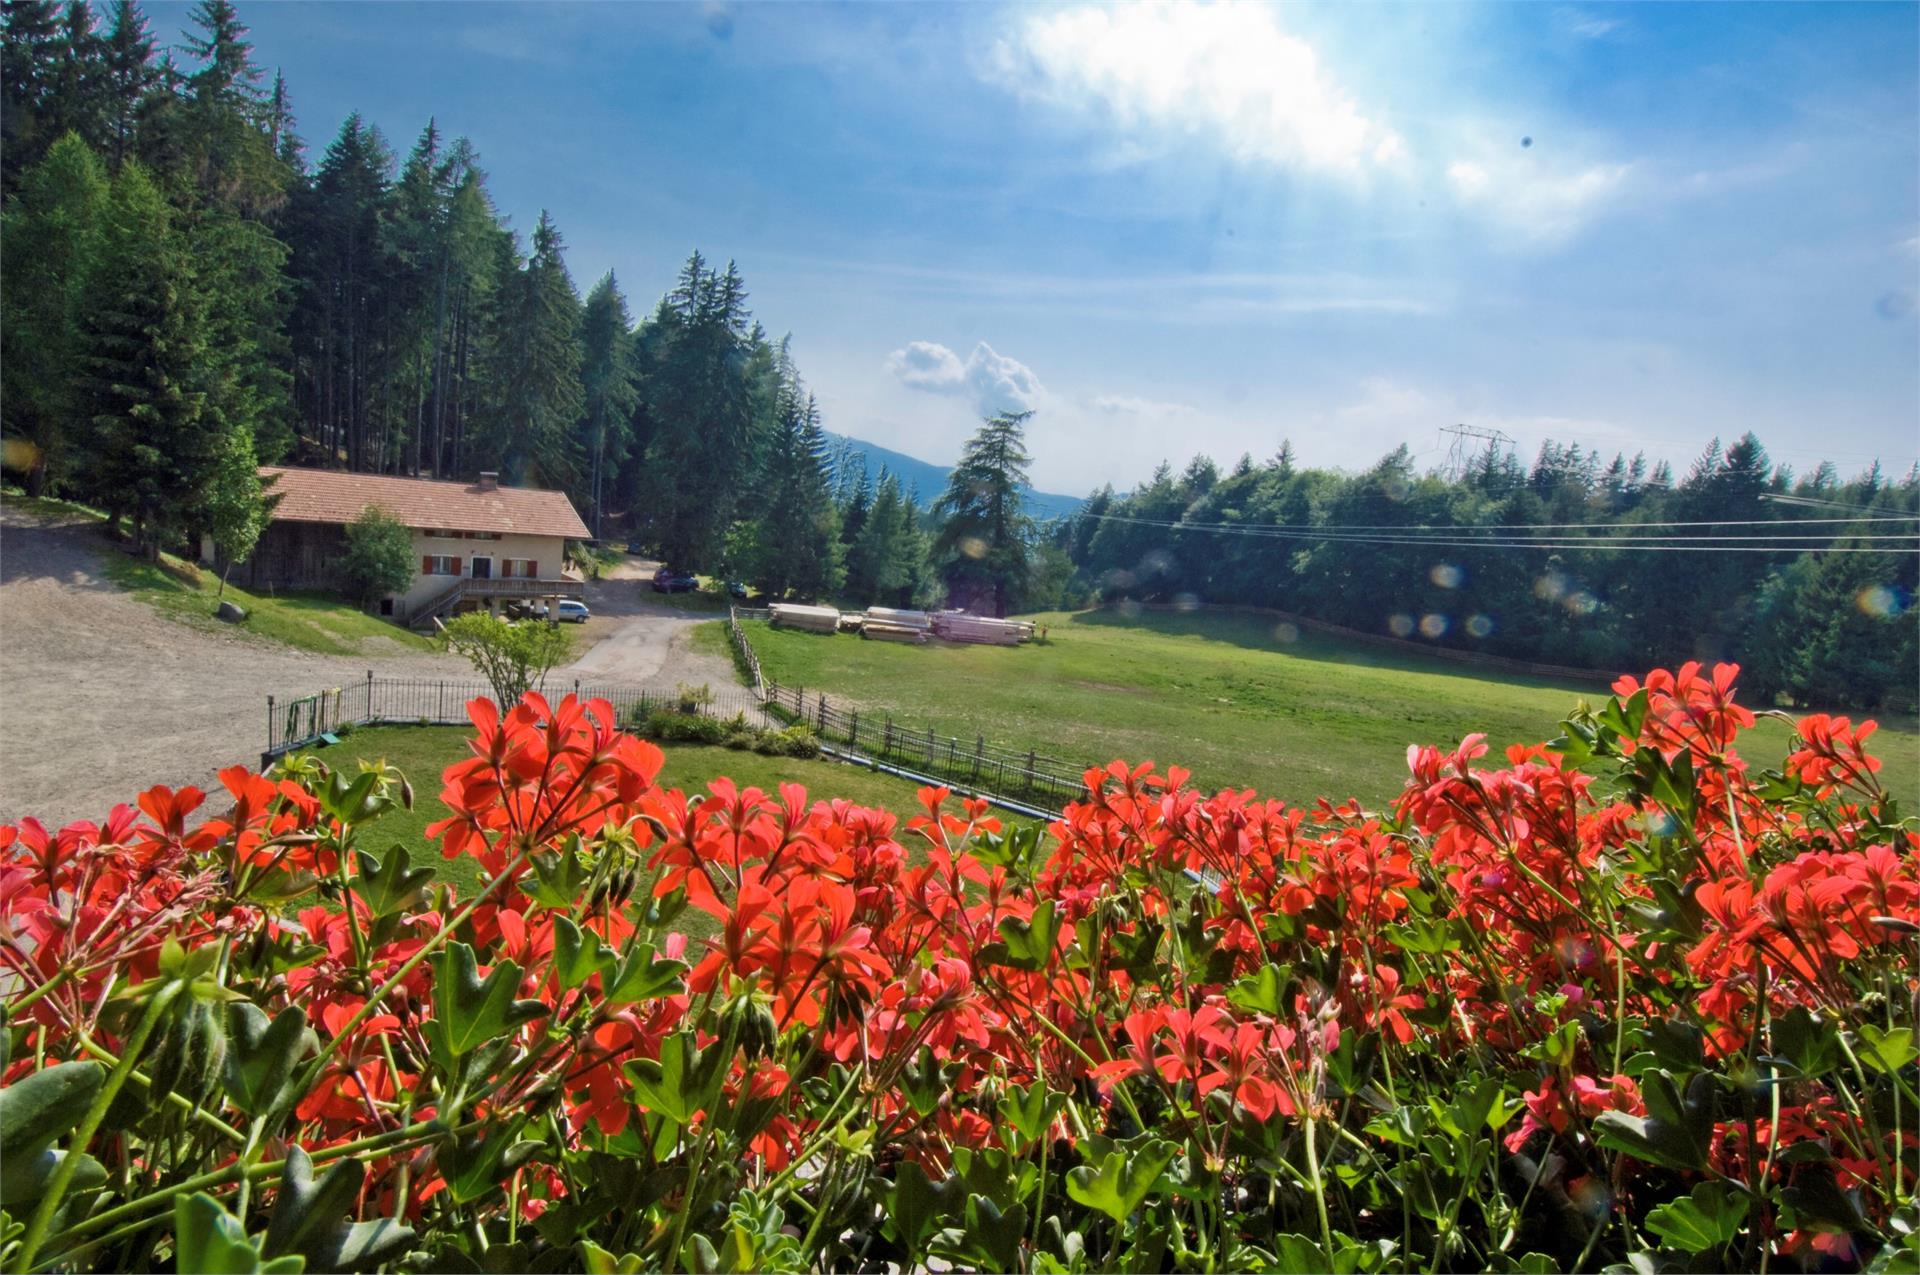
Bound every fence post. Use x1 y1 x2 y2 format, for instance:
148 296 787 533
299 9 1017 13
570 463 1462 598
849 710 859 748
883 717 893 757
575 679 581 698
817 695 828 734
972 736 983 784
267 695 275 754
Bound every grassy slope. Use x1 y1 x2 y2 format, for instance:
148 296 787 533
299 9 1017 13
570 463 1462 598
7 489 435 656
724 608 1920 810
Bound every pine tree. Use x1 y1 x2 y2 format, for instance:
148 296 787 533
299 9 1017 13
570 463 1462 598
635 252 764 565
100 0 158 172
933 410 1035 617
576 271 638 535
74 161 217 555
482 210 582 488
49 1 109 151
2 0 66 192
0 132 110 493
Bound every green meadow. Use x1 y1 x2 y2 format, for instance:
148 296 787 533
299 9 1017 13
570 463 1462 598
714 608 1920 811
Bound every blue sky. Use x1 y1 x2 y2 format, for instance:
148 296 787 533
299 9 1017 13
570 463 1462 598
201 1 1916 493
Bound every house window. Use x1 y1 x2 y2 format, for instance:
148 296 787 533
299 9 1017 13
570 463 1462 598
503 558 538 579
422 555 461 576
466 531 501 540
379 598 394 616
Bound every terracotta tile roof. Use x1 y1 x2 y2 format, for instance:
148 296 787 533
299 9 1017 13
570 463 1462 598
260 467 591 540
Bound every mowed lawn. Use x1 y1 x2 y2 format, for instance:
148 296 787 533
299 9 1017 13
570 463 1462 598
720 609 1920 810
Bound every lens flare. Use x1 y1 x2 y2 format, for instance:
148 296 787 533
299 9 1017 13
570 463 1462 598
1420 613 1449 638
1466 614 1495 638
1429 563 1463 589
1388 613 1415 638
1273 622 1300 644
1858 585 1903 618
1172 592 1200 612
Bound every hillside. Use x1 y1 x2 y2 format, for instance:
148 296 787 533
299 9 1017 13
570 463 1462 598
826 431 1087 522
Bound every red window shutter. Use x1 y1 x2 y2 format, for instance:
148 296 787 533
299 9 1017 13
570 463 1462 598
422 555 432 574
454 557 463 576
529 561 538 579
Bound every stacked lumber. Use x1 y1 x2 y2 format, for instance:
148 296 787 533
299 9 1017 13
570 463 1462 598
768 603 842 634
865 607 931 634
931 612 1028 646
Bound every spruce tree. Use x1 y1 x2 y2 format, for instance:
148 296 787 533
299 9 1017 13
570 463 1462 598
483 211 582 488
2 0 65 192
100 0 157 172
1 132 110 494
577 271 638 535
932 409 1035 617
75 161 216 555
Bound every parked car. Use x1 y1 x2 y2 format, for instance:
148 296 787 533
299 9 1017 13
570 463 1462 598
652 566 699 593
625 540 644 554
531 599 591 623
727 581 750 601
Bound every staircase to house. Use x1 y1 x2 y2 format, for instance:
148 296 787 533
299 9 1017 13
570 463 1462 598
404 576 586 630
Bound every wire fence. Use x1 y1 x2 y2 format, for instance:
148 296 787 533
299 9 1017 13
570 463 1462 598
265 673 768 759
729 606 1093 808
758 679 1092 809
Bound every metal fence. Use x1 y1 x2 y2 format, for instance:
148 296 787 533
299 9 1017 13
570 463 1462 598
266 673 768 758
758 679 1092 810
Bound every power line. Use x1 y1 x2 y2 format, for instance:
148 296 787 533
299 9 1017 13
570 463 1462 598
1077 511 1920 554
1103 511 1920 534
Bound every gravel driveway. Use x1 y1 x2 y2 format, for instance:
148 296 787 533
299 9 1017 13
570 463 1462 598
0 508 741 827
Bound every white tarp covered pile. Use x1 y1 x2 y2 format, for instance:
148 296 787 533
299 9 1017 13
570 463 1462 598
768 603 842 634
860 607 930 644
930 611 1031 646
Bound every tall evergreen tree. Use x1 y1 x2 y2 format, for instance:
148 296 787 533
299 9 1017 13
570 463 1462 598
933 410 1035 617
1 133 110 493
2 0 66 192
481 210 582 487
576 271 637 535
635 252 765 566
99 0 158 172
74 162 218 554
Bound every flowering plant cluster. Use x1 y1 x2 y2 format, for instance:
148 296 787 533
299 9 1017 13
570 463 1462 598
1 666 1915 1273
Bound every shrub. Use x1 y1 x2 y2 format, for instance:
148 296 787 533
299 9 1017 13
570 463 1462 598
439 611 574 707
3 667 1915 1274
338 506 414 605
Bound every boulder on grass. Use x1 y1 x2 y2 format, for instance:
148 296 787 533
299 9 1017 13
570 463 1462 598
215 599 248 623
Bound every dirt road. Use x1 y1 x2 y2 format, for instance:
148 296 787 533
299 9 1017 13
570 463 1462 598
0 509 739 827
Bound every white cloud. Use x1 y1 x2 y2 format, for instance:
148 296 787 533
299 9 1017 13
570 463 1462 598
1446 148 1631 244
1090 393 1196 417
1557 8 1624 40
886 340 1043 413
993 1 1404 177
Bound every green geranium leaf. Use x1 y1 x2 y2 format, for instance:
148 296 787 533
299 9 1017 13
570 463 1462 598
223 1004 314 1117
1064 1139 1175 1224
176 1193 306 1274
1646 1182 1750 1253
426 942 547 1061
603 942 689 1006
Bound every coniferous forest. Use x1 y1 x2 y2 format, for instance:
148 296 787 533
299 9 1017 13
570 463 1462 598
2 0 1914 708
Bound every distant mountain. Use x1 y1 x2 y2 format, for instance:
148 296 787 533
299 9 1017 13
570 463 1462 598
825 432 1087 522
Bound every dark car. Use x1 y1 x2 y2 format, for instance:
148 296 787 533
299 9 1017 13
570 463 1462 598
652 566 699 593
727 581 750 601
625 539 644 555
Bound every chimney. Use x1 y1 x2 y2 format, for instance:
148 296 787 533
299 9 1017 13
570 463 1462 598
477 471 499 492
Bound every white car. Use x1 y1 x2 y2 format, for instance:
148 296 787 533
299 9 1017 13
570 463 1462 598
532 600 591 623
